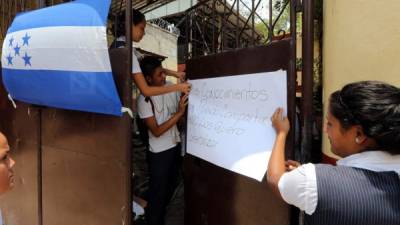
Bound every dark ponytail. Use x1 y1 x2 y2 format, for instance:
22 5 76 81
113 9 146 37
329 81 400 154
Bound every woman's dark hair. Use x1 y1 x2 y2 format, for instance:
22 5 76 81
114 9 146 37
140 56 162 79
329 81 400 154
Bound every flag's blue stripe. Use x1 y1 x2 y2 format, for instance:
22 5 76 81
8 0 111 33
2 68 122 116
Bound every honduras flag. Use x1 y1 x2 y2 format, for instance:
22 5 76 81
1 0 123 116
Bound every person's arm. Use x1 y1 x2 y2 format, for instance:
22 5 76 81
133 73 191 97
130 51 190 97
267 108 290 197
163 68 186 82
267 109 319 213
144 94 188 137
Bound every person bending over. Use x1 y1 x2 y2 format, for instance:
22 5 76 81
111 9 191 97
137 56 188 225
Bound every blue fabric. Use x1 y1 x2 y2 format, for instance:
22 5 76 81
8 0 111 33
3 68 122 115
1 0 123 116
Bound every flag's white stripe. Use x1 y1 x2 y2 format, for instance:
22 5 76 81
2 26 111 72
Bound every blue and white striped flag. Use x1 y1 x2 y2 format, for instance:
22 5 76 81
1 0 123 116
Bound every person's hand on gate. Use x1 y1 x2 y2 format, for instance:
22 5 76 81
178 93 189 115
271 108 290 136
175 71 186 82
177 82 191 95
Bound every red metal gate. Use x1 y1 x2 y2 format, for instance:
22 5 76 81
184 39 296 225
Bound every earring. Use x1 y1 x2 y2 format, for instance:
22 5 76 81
355 137 360 144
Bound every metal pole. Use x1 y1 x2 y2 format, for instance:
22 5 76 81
301 0 314 163
222 0 227 51
236 0 239 47
287 0 297 165
35 2 45 225
251 0 255 45
268 0 272 42
288 4 301 225
212 0 216 53
125 1 133 224
189 12 193 58
37 0 45 8
185 13 189 60
38 109 43 225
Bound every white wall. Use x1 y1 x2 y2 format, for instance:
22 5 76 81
145 0 196 20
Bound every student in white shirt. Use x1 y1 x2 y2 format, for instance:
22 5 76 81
268 81 400 225
137 56 188 225
111 9 191 97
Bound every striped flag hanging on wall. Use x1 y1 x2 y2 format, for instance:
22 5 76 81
1 0 123 116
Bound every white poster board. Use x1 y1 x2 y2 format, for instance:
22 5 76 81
187 70 287 181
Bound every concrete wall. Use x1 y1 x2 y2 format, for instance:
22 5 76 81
145 0 196 20
322 0 400 158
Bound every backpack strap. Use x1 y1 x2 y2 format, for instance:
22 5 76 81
136 96 155 148
145 97 155 116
